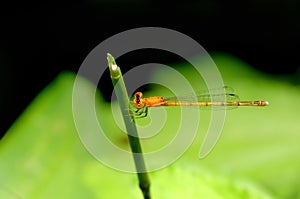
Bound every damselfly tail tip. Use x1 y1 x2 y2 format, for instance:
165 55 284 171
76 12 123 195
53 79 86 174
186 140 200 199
258 100 269 106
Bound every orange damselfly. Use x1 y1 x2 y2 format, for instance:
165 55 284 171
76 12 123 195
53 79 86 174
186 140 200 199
131 87 268 118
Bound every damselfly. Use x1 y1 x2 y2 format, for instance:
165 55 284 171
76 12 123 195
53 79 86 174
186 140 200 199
131 87 268 118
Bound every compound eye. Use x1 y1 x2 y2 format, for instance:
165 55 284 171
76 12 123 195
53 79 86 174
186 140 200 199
135 93 141 104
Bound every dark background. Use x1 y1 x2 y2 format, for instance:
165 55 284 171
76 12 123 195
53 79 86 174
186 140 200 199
1 1 300 137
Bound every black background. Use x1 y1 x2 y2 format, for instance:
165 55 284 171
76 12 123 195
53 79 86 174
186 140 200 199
1 1 300 137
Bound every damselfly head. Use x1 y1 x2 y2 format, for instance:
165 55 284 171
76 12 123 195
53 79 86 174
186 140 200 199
133 92 144 109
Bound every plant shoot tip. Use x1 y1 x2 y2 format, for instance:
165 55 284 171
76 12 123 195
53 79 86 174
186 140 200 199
112 64 118 71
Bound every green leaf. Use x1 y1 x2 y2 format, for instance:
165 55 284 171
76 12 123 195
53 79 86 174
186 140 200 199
2 52 298 198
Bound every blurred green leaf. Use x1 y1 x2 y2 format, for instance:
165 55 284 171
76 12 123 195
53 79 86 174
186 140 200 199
1 53 299 198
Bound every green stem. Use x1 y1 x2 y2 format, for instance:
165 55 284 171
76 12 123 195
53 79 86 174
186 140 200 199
107 53 151 199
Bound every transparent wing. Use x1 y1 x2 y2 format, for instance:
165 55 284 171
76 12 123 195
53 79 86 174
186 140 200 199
164 86 240 110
